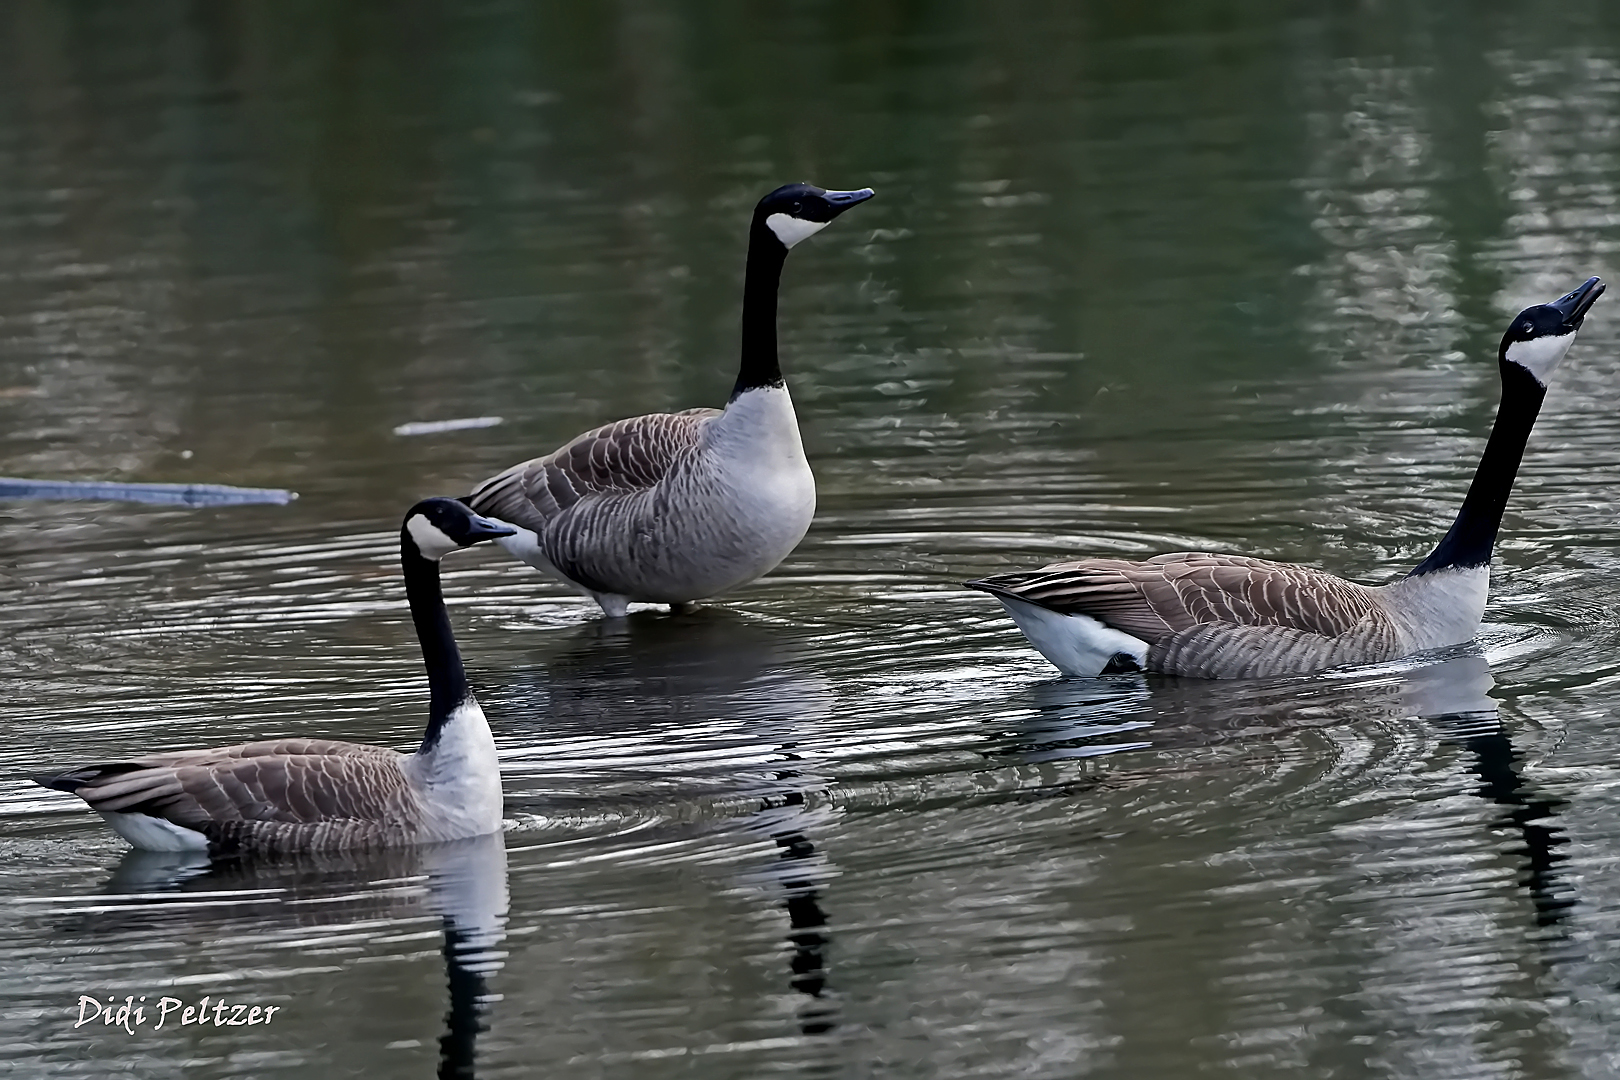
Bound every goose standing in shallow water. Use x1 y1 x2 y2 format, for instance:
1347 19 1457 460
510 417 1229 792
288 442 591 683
466 182 875 617
34 499 516 852
966 277 1606 679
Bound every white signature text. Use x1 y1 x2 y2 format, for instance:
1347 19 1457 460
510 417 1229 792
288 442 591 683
74 995 281 1034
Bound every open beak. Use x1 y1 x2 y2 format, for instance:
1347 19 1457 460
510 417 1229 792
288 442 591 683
822 187 876 218
1549 276 1605 330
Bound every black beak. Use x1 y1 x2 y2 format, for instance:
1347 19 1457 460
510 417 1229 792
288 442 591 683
1549 276 1605 329
821 187 876 218
465 514 518 543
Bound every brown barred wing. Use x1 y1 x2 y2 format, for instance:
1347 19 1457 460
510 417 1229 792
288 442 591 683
1147 619 1404 678
967 552 1384 643
37 741 419 835
465 409 716 535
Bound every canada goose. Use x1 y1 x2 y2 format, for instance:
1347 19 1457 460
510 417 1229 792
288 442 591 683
466 182 875 617
33 498 516 852
965 276 1605 679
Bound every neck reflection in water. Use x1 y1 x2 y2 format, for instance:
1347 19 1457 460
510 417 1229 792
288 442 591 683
738 743 839 1039
94 834 510 1079
995 652 1576 936
1403 656 1576 931
496 609 846 1043
1463 731 1574 929
422 835 509 1079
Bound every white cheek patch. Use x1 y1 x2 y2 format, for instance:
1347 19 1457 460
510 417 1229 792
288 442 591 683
766 213 830 249
1504 332 1575 385
407 515 460 560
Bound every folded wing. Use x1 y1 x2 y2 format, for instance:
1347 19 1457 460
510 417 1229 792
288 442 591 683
969 552 1384 643
35 739 418 840
466 409 717 533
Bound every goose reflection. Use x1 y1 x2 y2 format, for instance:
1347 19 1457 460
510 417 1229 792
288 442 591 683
1412 657 1575 931
739 745 839 1038
1462 731 1574 928
512 609 827 731
990 676 1154 764
421 835 508 1079
1007 650 1508 751
1389 655 1574 929
1003 653 1575 929
527 612 842 1036
92 833 508 1078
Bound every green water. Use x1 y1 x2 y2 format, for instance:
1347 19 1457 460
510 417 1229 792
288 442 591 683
4 2 1620 1077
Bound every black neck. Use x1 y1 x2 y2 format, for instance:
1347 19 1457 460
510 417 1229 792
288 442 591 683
1409 358 1547 577
732 220 789 399
402 537 473 754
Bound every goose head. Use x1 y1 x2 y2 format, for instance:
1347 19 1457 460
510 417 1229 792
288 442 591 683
756 182 876 251
405 498 517 561
1500 276 1605 386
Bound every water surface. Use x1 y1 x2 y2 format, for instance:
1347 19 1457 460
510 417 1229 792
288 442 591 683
4 2 1620 1077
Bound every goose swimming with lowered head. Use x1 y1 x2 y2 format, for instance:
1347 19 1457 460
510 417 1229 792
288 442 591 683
465 182 875 617
34 498 516 853
965 276 1605 679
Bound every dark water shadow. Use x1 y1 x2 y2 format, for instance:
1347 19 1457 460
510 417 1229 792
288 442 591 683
89 834 508 1078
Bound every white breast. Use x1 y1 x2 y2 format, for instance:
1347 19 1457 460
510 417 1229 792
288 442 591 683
407 702 505 840
1382 566 1491 651
705 385 810 472
690 385 817 574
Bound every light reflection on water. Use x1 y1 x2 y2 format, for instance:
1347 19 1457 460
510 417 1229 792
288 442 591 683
6 1 1620 1077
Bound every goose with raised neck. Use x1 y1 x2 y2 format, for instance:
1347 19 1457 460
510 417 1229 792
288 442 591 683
466 182 875 618
965 277 1605 679
34 498 516 852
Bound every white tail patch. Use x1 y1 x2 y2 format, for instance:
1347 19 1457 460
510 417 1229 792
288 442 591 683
99 811 210 852
491 522 634 614
1504 331 1575 386
765 213 830 249
994 596 1149 677
407 514 460 560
